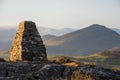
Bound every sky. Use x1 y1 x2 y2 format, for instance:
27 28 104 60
0 0 120 29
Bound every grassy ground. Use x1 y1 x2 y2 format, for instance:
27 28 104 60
75 56 120 70
48 55 120 71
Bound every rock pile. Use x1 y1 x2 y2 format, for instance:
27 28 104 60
10 21 47 61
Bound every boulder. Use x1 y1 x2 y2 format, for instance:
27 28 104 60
71 66 120 80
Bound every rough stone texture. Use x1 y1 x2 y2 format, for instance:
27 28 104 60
0 62 119 80
71 65 120 80
10 21 47 61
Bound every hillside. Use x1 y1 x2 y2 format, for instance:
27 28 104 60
42 34 57 40
88 46 120 63
0 27 75 42
44 24 120 56
74 47 120 70
112 28 120 34
91 47 120 60
0 41 11 51
0 27 75 52
0 28 17 42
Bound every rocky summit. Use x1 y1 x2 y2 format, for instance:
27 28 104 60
0 62 120 80
1 21 119 80
10 21 47 61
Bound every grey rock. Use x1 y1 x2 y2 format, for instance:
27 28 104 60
71 66 120 80
0 62 119 80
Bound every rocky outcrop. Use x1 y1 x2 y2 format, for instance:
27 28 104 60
72 65 120 80
4 21 120 80
0 62 119 80
10 21 47 61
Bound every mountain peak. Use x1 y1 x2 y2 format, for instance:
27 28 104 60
44 24 120 56
81 24 117 35
88 24 106 29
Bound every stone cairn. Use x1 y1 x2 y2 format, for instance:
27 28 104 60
10 21 47 61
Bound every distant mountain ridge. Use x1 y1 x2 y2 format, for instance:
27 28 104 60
0 26 75 53
0 26 75 42
0 28 17 42
112 28 120 34
0 26 119 42
44 24 120 56
0 24 120 57
0 41 11 51
42 34 57 40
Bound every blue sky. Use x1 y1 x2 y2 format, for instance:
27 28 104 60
0 0 120 29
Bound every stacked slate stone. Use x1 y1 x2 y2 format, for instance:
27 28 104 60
10 21 47 61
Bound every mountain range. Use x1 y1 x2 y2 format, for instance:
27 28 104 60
44 24 120 56
0 24 120 57
0 26 75 42
0 26 120 42
42 34 57 40
0 26 75 52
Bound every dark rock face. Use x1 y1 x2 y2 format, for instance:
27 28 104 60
10 21 47 61
72 65 120 80
0 62 119 80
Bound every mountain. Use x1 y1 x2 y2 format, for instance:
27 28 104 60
0 28 17 42
0 41 11 51
1 24 120 56
0 26 75 52
44 24 120 56
0 26 75 42
42 34 57 40
90 46 120 67
39 27 75 36
112 28 120 34
109 46 120 52
91 46 120 60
